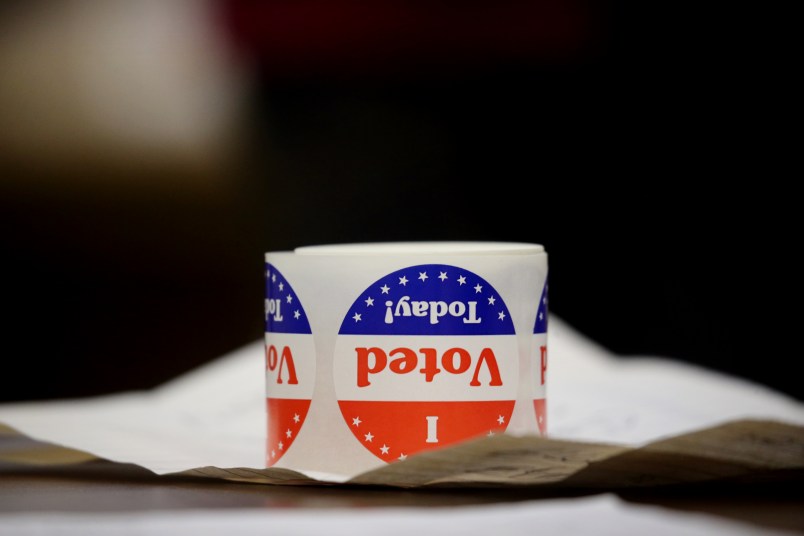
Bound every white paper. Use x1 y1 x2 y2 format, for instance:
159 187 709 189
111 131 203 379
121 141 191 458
0 316 802 478
545 318 804 444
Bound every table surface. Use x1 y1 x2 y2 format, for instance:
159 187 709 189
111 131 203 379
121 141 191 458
1 432 802 534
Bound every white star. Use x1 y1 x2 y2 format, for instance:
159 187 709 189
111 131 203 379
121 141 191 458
487 430 495 437
543 296 547 305
278 282 284 292
286 429 292 438
398 453 407 461
293 413 300 423
438 272 448 281
497 415 505 425
364 432 374 442
398 275 408 286
352 417 362 426
286 294 293 304
278 441 284 450
353 312 362 322
474 284 483 293
271 449 276 458
539 312 544 321
294 310 301 319
365 296 374 306
488 295 496 305
380 444 390 455
418 271 428 282
272 274 276 283
380 284 390 294
498 311 506 321
538 415 544 424
457 275 467 285
266 270 270 279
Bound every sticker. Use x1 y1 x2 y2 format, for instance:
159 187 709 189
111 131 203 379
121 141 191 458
264 264 315 466
334 264 518 462
533 279 548 435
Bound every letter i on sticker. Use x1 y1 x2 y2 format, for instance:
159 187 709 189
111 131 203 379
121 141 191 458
264 264 316 466
533 279 548 435
333 264 519 463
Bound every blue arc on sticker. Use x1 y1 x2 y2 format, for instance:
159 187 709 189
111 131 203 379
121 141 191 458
265 263 311 334
534 279 548 334
339 264 514 336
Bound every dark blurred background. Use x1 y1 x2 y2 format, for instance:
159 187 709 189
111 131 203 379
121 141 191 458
1 1 797 402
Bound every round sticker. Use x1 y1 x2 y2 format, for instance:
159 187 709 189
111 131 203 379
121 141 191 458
334 264 518 462
533 279 548 435
264 264 316 466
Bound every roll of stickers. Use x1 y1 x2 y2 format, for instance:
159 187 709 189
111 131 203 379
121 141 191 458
263 242 548 478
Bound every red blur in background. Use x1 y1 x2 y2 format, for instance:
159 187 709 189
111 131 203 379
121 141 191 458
217 1 600 77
